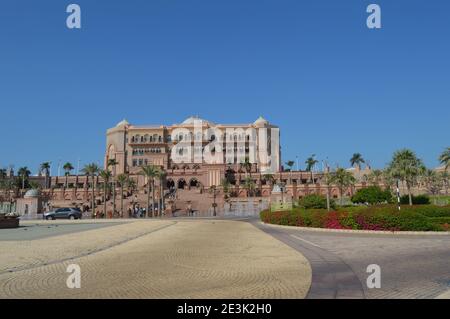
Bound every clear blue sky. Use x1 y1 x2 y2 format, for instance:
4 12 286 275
0 0 449 174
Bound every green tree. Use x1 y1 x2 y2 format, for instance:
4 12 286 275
240 157 253 177
285 160 295 184
99 169 112 218
350 153 365 170
422 169 441 195
157 169 167 216
221 178 232 200
17 167 31 190
116 173 129 217
439 147 450 171
367 169 383 186
243 177 256 197
298 194 335 210
439 170 449 195
140 165 160 218
262 173 275 188
387 149 425 206
81 163 100 216
305 155 318 183
63 162 74 188
351 186 392 205
107 159 119 216
40 162 51 188
330 168 356 205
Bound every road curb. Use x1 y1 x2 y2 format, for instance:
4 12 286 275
260 221 450 236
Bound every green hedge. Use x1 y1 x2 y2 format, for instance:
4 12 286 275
260 205 450 232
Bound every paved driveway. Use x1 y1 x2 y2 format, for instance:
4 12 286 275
254 221 450 299
0 219 311 299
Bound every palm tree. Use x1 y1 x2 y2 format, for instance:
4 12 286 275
107 159 119 216
157 169 167 216
323 171 333 211
422 169 440 195
285 160 295 184
0 169 7 180
305 155 318 183
99 170 112 218
63 162 74 188
17 167 31 190
387 149 425 206
367 169 383 186
350 153 365 170
116 173 129 217
81 163 100 216
262 173 275 188
140 165 160 218
40 162 51 188
440 170 449 195
329 168 356 205
243 177 256 197
240 157 252 177
439 147 450 171
285 161 295 172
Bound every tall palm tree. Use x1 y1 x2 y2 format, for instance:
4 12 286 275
243 177 256 197
440 170 449 195
0 169 7 179
262 173 275 188
17 167 31 190
350 153 365 170
305 155 318 183
81 163 100 216
387 149 425 206
367 169 383 186
422 169 440 195
157 169 167 216
439 147 450 171
63 162 74 188
107 159 119 217
140 165 160 218
285 161 295 172
329 168 356 205
285 160 295 184
40 162 51 188
116 173 129 217
221 178 232 199
99 170 112 218
240 157 252 178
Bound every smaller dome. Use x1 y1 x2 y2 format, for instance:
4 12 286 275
116 119 129 127
254 116 268 126
24 189 40 198
182 116 215 126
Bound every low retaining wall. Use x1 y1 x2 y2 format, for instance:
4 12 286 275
0 217 20 229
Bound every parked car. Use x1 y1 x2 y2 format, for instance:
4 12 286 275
44 208 82 220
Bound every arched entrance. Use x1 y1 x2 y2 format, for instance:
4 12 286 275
177 179 186 189
166 179 175 189
189 178 200 188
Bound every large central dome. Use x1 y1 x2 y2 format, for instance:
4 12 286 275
182 116 215 126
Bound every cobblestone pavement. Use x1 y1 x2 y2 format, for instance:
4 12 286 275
256 222 450 299
0 220 311 299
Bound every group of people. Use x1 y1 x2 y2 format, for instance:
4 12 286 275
128 206 147 218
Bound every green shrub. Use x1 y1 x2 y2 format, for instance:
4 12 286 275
351 186 392 205
400 194 430 205
298 194 335 210
261 204 449 232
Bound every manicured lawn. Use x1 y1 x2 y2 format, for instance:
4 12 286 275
260 205 450 232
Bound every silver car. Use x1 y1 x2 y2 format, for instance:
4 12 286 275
44 208 82 220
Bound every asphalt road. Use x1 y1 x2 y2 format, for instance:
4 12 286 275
252 220 450 299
